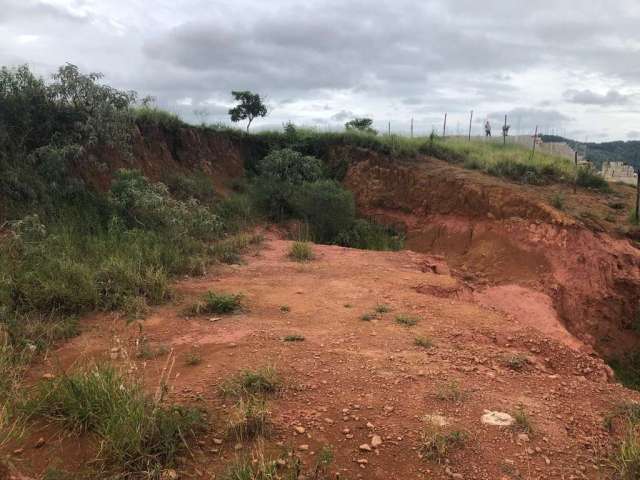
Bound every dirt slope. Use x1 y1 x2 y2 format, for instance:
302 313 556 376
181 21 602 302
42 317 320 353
11 235 634 479
343 153 640 359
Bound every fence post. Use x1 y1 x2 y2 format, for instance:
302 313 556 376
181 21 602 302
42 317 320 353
443 113 447 138
634 172 640 223
468 110 473 141
530 125 538 160
574 151 578 194
388 121 391 136
410 117 414 138
503 114 507 145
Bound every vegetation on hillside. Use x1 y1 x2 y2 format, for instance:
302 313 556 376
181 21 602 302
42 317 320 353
542 135 640 170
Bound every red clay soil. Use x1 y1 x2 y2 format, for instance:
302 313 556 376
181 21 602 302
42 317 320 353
344 154 640 359
7 234 636 479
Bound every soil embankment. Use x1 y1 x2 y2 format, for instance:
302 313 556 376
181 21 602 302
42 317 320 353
343 152 640 359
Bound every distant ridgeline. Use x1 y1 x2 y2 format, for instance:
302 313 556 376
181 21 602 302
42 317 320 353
541 135 640 171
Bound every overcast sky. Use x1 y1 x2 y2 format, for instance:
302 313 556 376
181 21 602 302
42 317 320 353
2 0 640 141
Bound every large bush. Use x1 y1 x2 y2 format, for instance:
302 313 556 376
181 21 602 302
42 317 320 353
253 148 323 219
291 180 355 243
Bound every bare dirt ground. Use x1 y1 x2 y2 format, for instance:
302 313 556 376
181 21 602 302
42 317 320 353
9 232 638 479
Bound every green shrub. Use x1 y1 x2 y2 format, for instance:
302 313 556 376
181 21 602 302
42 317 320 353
288 241 314 262
24 364 202 474
291 180 355 243
335 219 404 251
164 172 217 203
551 192 564 210
576 166 610 191
395 314 419 326
133 106 184 132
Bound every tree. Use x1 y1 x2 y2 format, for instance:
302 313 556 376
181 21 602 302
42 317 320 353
345 117 377 135
228 90 267 131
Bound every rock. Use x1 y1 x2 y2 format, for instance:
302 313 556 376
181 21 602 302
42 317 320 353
34 437 45 449
294 426 306 434
356 459 368 464
213 438 223 445
12 448 23 455
41 373 55 380
366 422 374 429
517 433 530 443
481 410 515 426
371 435 383 448
359 443 372 452
298 444 309 451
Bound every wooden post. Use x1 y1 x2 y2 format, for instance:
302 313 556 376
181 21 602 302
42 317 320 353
468 110 473 141
388 121 391 136
503 114 507 145
574 151 578 194
634 172 640 223
530 125 538 160
410 117 414 138
442 113 447 138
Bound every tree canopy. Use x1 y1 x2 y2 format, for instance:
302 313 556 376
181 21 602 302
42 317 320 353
345 117 377 135
228 90 268 131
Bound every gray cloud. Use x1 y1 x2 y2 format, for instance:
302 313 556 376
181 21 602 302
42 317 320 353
627 131 640 140
2 0 640 139
564 89 633 106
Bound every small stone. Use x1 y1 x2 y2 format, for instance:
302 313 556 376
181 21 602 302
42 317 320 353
213 438 223 445
342 428 351 434
517 433 530 443
481 410 515 426
34 437 45 448
324 418 334 424
298 444 309 451
356 459 368 464
371 435 383 448
359 443 372 452
366 422 375 429
276 459 287 467
544 455 551 465
41 373 55 380
234 443 242 451
294 426 306 434
12 448 24 455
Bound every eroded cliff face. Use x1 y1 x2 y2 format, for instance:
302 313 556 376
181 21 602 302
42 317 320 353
76 124 245 192
342 151 640 359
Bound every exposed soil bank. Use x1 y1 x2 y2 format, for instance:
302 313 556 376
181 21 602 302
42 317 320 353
343 153 640 359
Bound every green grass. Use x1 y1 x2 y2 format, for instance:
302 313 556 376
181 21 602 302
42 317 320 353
185 291 243 316
185 351 202 366
414 336 434 349
280 305 291 313
512 407 534 433
226 396 271 440
419 422 467 462
435 381 466 402
503 354 529 371
395 314 419 327
374 304 391 314
220 366 281 397
288 241 314 262
613 424 640 479
551 192 565 210
283 335 305 342
22 364 202 475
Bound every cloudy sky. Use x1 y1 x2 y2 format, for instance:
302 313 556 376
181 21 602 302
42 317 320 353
2 0 640 141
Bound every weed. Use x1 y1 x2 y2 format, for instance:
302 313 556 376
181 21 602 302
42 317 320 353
136 340 169 360
395 314 419 327
288 241 314 262
551 192 564 210
435 381 466 402
512 407 534 433
419 422 467 462
221 366 281 397
185 351 202 366
280 305 291 313
23 364 202 475
283 335 305 342
227 396 270 440
343 303 353 308
605 402 640 432
360 312 376 321
185 291 243 316
612 423 640 479
414 336 434 349
503 354 529 371
374 304 391 314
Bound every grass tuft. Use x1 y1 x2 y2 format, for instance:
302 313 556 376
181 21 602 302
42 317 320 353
226 396 271 440
23 364 202 475
435 381 466 402
419 422 467 462
414 336 434 349
503 354 529 371
395 314 419 327
512 407 534 433
185 291 243 316
374 304 391 314
283 335 305 342
221 366 281 397
288 241 314 262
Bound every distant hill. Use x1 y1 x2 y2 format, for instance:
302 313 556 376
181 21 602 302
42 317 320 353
541 135 640 170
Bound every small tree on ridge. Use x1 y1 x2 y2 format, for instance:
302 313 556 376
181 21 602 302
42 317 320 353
228 90 267 132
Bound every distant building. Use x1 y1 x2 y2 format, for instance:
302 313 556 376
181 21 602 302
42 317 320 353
602 161 637 185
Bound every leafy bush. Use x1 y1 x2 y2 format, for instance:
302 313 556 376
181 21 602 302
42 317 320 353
335 218 404 251
164 172 217 203
576 166 610 191
185 291 243 316
291 180 355 243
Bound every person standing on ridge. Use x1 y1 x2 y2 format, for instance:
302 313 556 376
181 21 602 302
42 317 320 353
485 119 492 137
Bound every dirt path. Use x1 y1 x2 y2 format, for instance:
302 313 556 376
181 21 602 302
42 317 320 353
14 234 637 479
